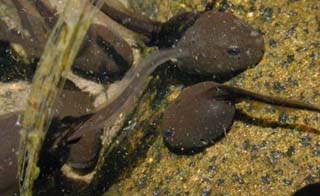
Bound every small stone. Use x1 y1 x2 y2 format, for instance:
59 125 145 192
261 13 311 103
313 145 320 156
152 187 162 196
208 165 217 173
243 140 251 151
218 0 232 12
269 151 282 165
283 178 293 186
286 54 295 64
201 188 211 196
232 174 244 184
300 136 311 147
278 112 289 124
216 178 225 186
286 145 295 157
273 82 286 93
261 7 273 21
269 39 278 48
261 175 271 185
284 25 298 39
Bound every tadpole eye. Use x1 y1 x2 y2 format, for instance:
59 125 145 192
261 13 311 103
227 46 241 56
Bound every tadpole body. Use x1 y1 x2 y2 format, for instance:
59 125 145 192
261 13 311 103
1 1 264 79
161 82 235 153
0 89 93 195
64 10 266 169
0 0 269 176
103 4 265 76
0 0 134 77
176 11 264 76
75 24 133 76
293 182 320 196
1 3 266 175
65 48 188 171
102 2 265 74
160 82 320 153
0 112 21 196
165 11 264 77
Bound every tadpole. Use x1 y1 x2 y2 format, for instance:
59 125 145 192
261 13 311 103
0 0 136 77
0 89 94 196
160 82 320 154
64 10 265 170
103 7 265 76
1 5 266 174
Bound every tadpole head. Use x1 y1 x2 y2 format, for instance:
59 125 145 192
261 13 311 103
160 82 236 154
177 11 265 77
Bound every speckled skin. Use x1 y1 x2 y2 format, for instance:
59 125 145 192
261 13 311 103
0 113 20 196
0 89 93 195
73 24 133 76
1 0 320 195
161 81 320 153
161 82 235 153
106 8 265 76
103 0 320 195
293 182 320 196
0 0 133 77
177 11 265 76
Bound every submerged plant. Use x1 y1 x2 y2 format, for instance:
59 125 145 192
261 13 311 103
17 0 103 195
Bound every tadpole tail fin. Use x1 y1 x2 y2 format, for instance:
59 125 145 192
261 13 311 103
99 0 162 40
75 47 189 138
47 113 94 149
11 0 37 40
213 83 320 112
32 0 58 28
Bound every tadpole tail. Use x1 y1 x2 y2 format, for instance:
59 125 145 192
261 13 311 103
215 83 320 112
98 1 162 40
75 47 188 135
32 0 58 28
0 20 29 44
11 0 38 41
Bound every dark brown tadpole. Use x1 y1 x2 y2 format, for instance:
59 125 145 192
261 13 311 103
0 89 94 196
101 3 264 76
106 9 265 77
0 0 133 77
176 11 264 76
160 82 320 154
293 182 320 196
99 0 162 39
64 48 188 172
75 24 133 76
0 112 21 196
99 0 214 46
169 11 264 77
65 10 266 164
161 82 235 153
